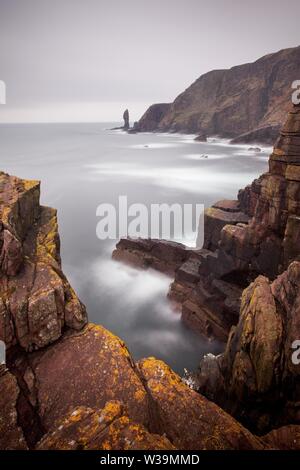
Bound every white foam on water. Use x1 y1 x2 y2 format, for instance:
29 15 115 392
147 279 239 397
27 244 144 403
85 162 255 194
90 257 178 323
130 142 182 149
183 153 228 161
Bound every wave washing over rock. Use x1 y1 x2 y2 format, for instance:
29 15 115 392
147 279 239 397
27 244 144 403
1 106 300 451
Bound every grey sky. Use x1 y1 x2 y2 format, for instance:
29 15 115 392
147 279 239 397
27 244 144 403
0 0 299 122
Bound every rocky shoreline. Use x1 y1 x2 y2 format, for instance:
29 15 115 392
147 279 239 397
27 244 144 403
1 106 300 450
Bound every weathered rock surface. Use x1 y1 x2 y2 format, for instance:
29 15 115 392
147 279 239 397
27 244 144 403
0 368 28 450
0 172 87 352
138 357 263 450
8 323 150 433
113 238 191 275
195 262 300 433
135 46 300 144
0 172 40 276
262 425 300 450
36 401 176 450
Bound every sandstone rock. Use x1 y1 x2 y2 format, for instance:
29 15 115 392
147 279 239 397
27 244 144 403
138 357 263 450
0 173 87 352
0 369 27 449
11 324 150 433
113 238 191 275
36 401 175 450
262 425 300 450
203 206 250 251
196 261 300 433
0 172 40 276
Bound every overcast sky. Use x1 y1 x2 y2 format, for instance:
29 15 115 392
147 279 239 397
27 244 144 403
0 0 299 123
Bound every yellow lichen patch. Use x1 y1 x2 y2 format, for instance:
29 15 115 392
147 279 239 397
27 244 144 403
134 389 146 402
22 179 40 191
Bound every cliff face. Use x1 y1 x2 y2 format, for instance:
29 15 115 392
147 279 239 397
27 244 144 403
113 104 300 434
0 172 87 352
134 46 300 144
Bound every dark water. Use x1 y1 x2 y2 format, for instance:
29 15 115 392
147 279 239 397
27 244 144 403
0 123 269 373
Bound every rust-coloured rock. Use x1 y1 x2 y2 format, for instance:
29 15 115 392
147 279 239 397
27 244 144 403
138 357 263 450
16 323 150 432
36 401 175 450
0 173 87 352
0 369 27 449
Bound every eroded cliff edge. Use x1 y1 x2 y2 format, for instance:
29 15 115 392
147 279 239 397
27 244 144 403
113 104 300 436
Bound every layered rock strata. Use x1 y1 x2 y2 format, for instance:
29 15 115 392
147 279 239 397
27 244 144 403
0 172 87 352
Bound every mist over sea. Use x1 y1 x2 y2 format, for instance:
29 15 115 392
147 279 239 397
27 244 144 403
0 123 270 373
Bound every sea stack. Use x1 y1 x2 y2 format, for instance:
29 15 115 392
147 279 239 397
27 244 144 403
123 109 130 130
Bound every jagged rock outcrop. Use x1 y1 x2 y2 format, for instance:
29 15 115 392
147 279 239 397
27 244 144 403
194 261 300 433
134 46 300 144
0 172 87 352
